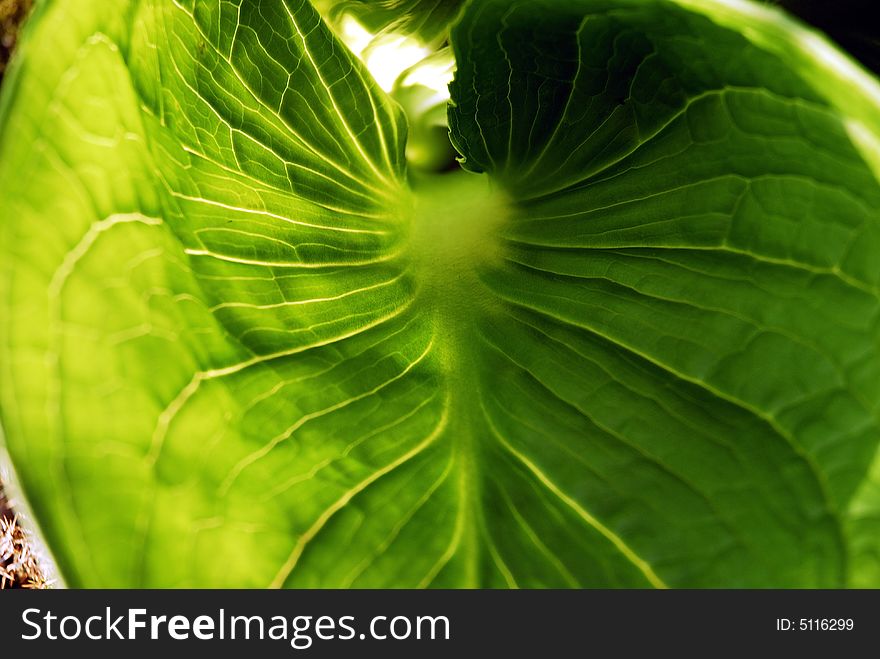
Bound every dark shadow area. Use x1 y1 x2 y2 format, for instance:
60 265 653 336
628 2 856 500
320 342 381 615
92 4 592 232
771 0 880 73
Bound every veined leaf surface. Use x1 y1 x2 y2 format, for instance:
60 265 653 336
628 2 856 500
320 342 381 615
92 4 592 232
1 0 880 587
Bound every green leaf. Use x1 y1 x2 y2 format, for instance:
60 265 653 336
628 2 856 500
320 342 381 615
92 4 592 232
448 0 880 587
325 0 465 46
1 0 880 588
0 0 420 588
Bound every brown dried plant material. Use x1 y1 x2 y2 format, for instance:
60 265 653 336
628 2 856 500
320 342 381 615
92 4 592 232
1 504 50 589
1 0 33 77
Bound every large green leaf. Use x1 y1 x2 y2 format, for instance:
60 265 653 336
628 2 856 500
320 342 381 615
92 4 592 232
1 0 879 587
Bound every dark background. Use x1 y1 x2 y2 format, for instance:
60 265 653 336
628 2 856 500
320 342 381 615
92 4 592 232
771 0 880 73
0 589 878 657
